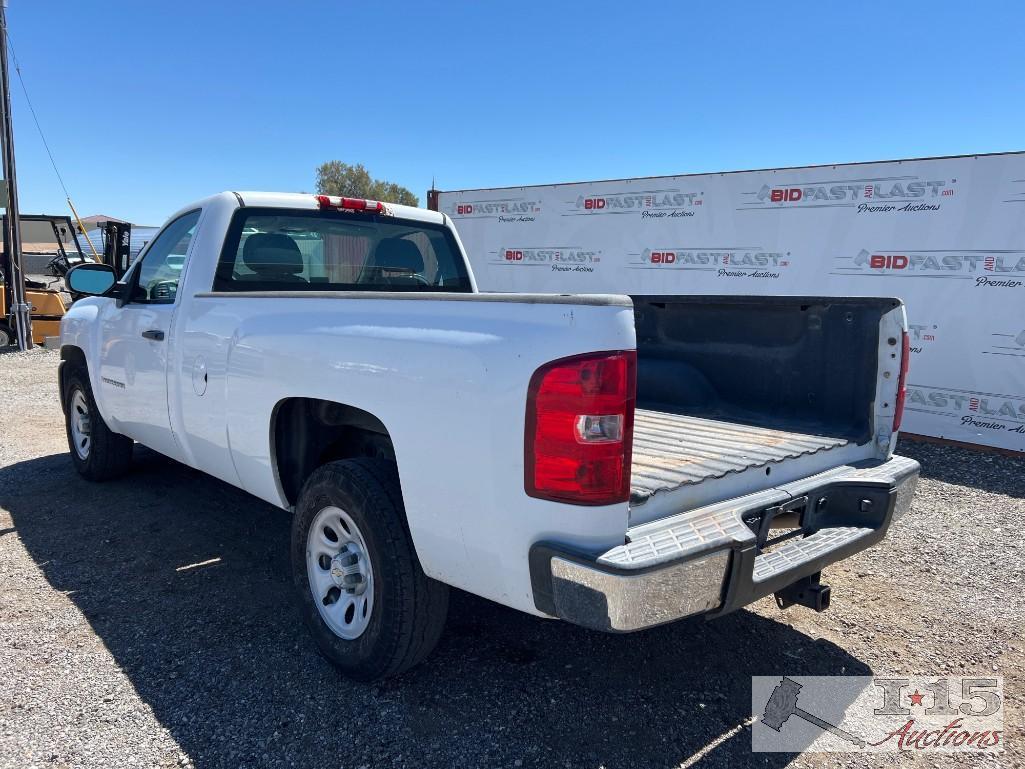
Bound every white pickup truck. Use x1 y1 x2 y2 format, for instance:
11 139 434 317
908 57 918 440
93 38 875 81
60 192 919 680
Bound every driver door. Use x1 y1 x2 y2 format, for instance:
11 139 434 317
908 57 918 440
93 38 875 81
97 210 201 460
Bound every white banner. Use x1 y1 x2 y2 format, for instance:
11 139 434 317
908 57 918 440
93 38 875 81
439 153 1025 452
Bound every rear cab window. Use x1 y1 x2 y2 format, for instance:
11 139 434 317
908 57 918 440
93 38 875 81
213 208 472 292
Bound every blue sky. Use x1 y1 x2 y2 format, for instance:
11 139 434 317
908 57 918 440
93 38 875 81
7 1 1024 225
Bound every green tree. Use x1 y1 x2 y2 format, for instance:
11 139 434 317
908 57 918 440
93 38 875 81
315 161 419 207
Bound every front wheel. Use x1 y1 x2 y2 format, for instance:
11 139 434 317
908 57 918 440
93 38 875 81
291 459 449 681
62 366 133 481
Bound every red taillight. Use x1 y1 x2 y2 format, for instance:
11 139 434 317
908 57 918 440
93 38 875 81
892 331 910 431
316 194 386 213
525 351 636 505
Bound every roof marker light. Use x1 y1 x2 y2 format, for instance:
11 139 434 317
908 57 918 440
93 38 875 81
315 195 387 213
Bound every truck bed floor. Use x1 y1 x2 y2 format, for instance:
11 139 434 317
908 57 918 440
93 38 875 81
630 409 849 506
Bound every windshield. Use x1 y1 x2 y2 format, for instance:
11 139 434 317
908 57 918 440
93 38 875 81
16 218 81 256
213 208 472 293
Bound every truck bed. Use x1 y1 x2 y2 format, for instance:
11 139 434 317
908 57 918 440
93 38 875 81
626 295 901 522
630 408 849 507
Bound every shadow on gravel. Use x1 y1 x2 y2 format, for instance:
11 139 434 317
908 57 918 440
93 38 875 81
2 449 872 769
898 438 1025 498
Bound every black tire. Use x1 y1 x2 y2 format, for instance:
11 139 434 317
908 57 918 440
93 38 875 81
62 365 133 481
0 323 12 348
291 458 449 681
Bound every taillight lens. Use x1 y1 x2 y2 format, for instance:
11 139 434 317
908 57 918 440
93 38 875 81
525 351 636 505
892 331 910 431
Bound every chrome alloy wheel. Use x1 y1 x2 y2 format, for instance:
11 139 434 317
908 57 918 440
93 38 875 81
69 389 92 460
307 505 374 639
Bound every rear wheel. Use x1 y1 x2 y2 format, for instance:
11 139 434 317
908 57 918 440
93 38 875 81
292 459 449 681
0 323 12 348
62 366 133 480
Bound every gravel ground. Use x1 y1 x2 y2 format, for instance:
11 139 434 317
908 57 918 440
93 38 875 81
1 348 1022 768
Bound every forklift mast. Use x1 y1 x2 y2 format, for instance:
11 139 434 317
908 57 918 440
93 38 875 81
99 220 131 279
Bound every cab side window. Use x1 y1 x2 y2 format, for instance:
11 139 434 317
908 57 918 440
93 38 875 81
130 210 201 303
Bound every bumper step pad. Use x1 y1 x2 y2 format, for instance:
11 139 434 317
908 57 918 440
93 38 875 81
752 526 871 582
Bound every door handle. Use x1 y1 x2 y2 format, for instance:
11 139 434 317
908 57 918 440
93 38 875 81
141 329 165 341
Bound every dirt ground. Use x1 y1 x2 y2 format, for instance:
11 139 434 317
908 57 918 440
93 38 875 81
1 348 1022 768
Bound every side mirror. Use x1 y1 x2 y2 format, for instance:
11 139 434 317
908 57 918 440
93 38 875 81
66 262 117 296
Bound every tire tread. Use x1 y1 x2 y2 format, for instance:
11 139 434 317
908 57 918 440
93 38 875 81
293 458 448 680
63 365 133 481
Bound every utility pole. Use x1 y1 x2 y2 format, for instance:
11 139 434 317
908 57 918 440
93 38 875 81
0 0 31 349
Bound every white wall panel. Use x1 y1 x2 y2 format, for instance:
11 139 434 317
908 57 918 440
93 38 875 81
439 153 1025 451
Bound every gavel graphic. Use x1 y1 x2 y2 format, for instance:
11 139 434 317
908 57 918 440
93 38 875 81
761 677 866 748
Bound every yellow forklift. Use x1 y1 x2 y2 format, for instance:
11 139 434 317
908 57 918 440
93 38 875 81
0 280 67 346
0 214 94 347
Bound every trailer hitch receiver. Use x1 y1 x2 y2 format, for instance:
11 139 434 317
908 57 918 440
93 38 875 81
774 572 831 612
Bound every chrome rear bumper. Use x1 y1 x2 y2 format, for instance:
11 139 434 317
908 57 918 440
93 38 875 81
529 454 920 632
